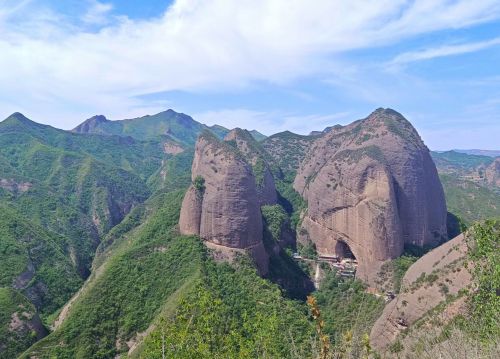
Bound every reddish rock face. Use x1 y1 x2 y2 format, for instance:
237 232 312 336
370 233 470 353
179 131 269 273
224 128 278 206
485 157 500 187
294 108 448 285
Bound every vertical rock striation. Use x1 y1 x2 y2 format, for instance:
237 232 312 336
179 130 269 273
294 108 448 285
224 128 278 206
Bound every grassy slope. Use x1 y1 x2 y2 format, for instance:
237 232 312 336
431 151 493 172
138 260 315 359
76 110 213 145
0 114 156 273
22 190 205 358
440 174 500 225
314 273 385 355
0 205 82 315
386 220 500 358
0 114 168 356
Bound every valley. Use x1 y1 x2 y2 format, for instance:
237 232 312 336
0 108 498 358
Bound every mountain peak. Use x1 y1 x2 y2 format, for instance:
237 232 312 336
72 115 110 133
1 112 46 131
4 112 32 123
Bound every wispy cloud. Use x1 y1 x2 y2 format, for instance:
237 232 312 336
0 0 500 129
82 1 113 25
390 37 500 65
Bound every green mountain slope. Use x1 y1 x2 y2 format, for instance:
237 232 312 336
0 288 46 359
439 174 500 225
431 151 500 225
0 112 171 357
73 109 230 145
22 190 203 358
0 113 155 276
431 151 493 174
23 187 317 359
0 205 82 314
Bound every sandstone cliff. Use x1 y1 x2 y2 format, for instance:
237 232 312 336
179 131 268 273
294 108 448 284
370 233 472 354
224 128 277 206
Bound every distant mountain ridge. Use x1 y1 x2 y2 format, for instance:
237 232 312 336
431 150 500 225
451 149 500 157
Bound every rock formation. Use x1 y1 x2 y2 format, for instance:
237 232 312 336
370 233 471 354
485 157 500 187
72 115 110 134
179 130 269 273
224 128 277 206
294 108 448 285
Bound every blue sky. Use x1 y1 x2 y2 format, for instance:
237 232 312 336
0 0 499 150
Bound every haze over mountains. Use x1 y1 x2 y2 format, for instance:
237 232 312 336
0 108 498 358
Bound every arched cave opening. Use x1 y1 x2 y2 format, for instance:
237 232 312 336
335 240 356 260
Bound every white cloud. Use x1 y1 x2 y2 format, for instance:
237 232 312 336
0 0 500 129
83 1 113 25
390 37 500 65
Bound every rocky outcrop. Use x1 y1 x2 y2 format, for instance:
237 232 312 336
163 140 184 155
72 115 110 134
224 128 277 206
485 157 500 187
294 108 448 285
370 233 471 353
0 178 32 193
179 131 269 273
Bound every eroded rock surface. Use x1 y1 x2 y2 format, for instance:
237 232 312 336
294 108 448 284
485 157 500 187
224 128 277 206
179 131 268 273
370 233 471 353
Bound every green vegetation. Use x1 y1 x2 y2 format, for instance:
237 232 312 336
0 205 82 315
76 110 209 145
392 255 419 293
261 204 288 242
193 175 205 192
466 219 500 340
298 239 317 260
275 178 307 230
147 149 194 192
252 157 266 187
261 204 313 300
0 288 41 359
431 151 493 172
0 113 156 276
249 129 267 142
333 145 385 165
261 131 314 177
140 260 315 358
439 174 500 225
23 191 205 358
313 271 385 355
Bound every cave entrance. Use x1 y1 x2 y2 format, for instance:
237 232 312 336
335 240 356 260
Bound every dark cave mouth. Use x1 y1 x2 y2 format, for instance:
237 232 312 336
335 240 356 260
